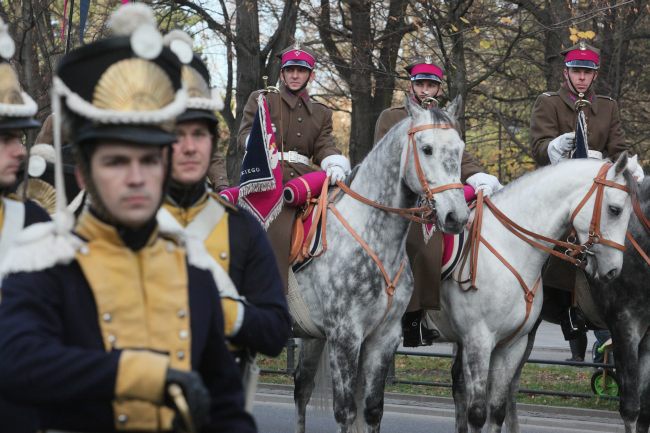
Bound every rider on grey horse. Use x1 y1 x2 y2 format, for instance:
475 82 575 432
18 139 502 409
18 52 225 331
374 55 503 347
529 41 645 340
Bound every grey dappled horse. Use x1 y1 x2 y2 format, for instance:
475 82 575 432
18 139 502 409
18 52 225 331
509 177 649 433
293 97 469 433
424 156 635 433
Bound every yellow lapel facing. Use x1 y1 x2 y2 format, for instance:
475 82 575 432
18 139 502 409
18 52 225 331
75 211 190 431
162 194 209 228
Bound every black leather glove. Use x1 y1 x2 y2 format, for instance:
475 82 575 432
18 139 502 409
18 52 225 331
165 368 211 433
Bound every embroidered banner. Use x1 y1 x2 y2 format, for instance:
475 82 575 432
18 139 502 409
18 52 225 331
238 94 283 228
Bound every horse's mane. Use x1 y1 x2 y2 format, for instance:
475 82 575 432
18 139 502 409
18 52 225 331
494 158 640 201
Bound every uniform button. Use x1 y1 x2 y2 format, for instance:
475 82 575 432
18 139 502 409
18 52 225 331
219 252 228 260
79 245 89 255
177 309 187 318
117 414 128 424
296 132 302 137
298 103 302 108
166 242 175 252
177 350 185 360
179 330 189 340
108 334 117 345
298 117 303 122
290 172 295 177
102 313 112 323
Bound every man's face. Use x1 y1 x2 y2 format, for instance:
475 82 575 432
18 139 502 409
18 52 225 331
411 80 442 102
564 67 598 94
281 66 313 92
172 120 213 185
0 130 25 187
82 143 166 229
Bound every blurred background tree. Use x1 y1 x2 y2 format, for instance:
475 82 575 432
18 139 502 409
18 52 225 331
6 0 649 183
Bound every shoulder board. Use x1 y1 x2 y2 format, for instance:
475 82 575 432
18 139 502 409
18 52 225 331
209 192 238 212
389 105 406 111
542 92 558 97
310 100 329 109
597 95 614 101
0 214 83 278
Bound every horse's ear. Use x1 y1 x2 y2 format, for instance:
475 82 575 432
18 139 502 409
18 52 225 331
613 151 629 177
443 95 463 121
405 93 425 118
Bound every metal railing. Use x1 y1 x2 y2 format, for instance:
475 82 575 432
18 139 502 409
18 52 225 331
260 339 618 401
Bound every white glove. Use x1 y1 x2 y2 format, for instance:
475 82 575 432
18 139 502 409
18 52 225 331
547 132 575 165
320 154 351 186
466 172 503 197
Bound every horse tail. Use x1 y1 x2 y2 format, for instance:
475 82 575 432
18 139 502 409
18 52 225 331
309 339 333 413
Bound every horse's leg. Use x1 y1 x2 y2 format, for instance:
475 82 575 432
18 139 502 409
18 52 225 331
357 319 401 433
461 331 495 433
328 329 363 433
294 338 326 433
635 330 650 433
611 320 642 433
484 335 530 433
504 318 541 433
452 345 469 433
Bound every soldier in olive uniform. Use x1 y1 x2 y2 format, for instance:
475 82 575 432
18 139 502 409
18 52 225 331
374 56 503 346
237 43 351 289
0 5 255 432
529 41 644 341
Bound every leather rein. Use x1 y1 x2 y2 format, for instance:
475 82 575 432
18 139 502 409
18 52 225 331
325 122 464 321
456 162 630 344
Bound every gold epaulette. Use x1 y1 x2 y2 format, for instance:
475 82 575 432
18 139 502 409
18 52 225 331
5 193 23 202
209 192 238 212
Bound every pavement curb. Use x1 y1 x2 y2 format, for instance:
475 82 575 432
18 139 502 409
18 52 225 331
257 382 623 426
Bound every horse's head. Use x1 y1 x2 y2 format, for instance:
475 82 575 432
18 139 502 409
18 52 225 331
401 95 469 233
571 153 636 282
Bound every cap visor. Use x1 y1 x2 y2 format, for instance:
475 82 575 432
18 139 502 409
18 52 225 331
75 124 177 147
565 60 598 69
0 117 41 131
177 109 218 125
282 60 313 70
411 74 442 83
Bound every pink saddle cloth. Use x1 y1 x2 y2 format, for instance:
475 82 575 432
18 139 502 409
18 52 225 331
439 185 476 279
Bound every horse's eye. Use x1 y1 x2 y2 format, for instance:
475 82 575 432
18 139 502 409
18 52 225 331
422 145 433 156
608 205 621 216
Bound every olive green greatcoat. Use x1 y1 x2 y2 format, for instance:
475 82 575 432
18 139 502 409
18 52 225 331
237 83 342 289
529 85 630 291
374 105 484 311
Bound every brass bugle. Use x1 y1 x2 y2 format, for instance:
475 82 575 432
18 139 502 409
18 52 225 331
420 96 438 109
262 75 279 94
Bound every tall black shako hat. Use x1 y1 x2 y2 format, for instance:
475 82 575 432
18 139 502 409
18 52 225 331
49 3 187 216
53 3 186 148
163 30 224 128
0 17 40 131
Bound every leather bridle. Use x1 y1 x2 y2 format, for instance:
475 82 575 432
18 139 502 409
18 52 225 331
456 161 630 344
325 122 465 322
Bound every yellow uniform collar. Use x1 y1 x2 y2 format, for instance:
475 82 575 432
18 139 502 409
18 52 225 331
162 193 210 228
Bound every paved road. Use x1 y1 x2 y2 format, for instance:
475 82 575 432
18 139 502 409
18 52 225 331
399 321 598 362
253 387 623 433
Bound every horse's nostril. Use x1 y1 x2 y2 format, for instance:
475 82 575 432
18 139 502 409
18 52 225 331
445 212 458 226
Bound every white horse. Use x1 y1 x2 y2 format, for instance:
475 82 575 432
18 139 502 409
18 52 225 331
292 97 470 433
424 155 636 433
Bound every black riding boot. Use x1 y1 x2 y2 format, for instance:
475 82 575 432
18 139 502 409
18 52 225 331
401 310 439 347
